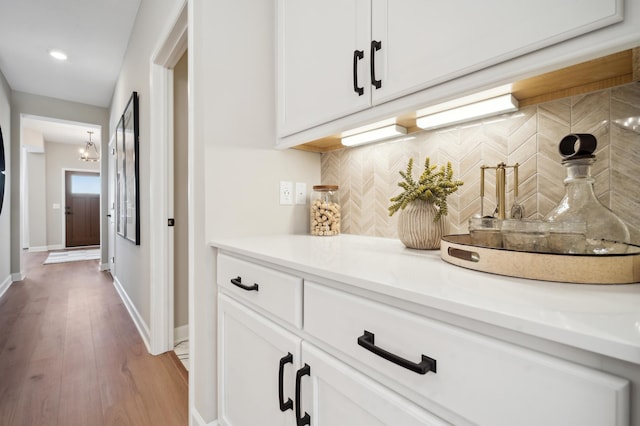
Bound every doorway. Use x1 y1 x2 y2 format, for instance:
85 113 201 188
19 115 102 255
65 171 100 247
172 50 189 369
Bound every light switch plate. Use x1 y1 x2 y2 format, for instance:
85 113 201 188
295 182 306 205
279 181 293 205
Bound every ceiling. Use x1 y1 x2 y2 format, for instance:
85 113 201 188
22 115 101 149
0 0 141 147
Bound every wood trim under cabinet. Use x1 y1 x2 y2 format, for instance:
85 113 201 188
512 49 633 107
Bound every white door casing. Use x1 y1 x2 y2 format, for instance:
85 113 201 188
148 1 187 356
108 135 116 273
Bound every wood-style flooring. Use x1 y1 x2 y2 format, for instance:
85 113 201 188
0 252 188 426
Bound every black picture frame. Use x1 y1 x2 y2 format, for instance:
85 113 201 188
0 172 4 217
116 91 140 245
0 125 5 216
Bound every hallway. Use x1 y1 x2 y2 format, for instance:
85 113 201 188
0 252 188 426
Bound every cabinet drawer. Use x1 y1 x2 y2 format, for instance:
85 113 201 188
304 282 629 426
217 253 302 328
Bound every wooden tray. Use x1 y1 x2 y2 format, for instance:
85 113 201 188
440 234 640 284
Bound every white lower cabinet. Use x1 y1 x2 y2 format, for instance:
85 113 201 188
218 292 445 426
296 342 449 426
217 252 631 425
218 294 301 426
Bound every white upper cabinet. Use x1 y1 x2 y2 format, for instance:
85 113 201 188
277 0 372 137
370 0 622 105
277 0 627 145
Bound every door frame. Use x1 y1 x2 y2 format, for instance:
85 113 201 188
149 1 187 355
61 168 101 249
108 134 116 273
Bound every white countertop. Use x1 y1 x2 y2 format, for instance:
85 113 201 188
210 234 640 364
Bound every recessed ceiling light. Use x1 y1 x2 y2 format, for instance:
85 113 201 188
49 50 68 61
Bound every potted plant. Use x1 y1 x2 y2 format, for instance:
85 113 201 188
389 157 463 249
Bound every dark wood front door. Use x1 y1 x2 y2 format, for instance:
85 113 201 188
65 171 100 247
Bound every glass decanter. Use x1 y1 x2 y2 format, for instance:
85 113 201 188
545 139 629 254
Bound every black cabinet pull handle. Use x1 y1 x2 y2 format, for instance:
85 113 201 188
370 40 382 89
230 276 259 292
357 330 436 375
278 353 293 412
352 50 364 96
295 364 311 426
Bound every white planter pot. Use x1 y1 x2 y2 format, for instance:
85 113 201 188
397 200 447 249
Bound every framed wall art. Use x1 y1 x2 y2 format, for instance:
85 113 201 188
116 115 125 237
115 91 140 245
0 124 5 216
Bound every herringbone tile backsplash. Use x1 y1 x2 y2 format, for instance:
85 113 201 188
321 82 640 244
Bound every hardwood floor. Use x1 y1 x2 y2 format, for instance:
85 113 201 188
0 252 188 426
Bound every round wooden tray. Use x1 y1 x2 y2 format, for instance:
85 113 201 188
440 234 640 284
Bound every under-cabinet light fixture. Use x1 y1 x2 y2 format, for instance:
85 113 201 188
416 94 519 131
341 124 407 147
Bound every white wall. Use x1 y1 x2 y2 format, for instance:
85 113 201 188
190 0 321 422
22 128 44 152
9 92 109 276
109 0 186 338
200 8 321 239
0 68 11 293
109 1 322 422
26 151 47 249
23 129 47 250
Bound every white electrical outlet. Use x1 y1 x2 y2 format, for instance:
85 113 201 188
279 181 293 205
295 182 307 205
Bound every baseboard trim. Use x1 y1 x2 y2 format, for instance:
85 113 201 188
99 263 110 272
174 324 189 344
48 244 64 251
0 275 11 300
112 276 151 353
192 408 218 426
11 272 25 282
28 246 49 252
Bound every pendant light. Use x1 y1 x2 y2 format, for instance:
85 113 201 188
80 131 100 162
